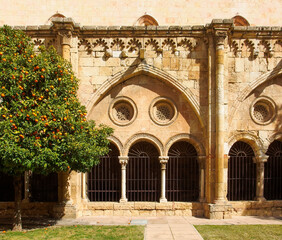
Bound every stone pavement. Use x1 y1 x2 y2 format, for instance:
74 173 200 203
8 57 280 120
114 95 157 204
55 215 282 240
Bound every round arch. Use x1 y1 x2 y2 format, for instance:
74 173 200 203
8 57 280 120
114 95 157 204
232 15 250 26
123 133 164 156
164 133 206 157
86 63 204 129
227 132 264 160
108 135 123 155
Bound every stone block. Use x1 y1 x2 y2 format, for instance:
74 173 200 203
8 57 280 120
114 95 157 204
134 202 156 210
165 210 175 216
113 210 124 216
92 210 104 216
235 58 244 72
174 202 192 210
189 71 199 80
93 58 106 66
139 210 155 216
79 57 94 67
104 210 114 216
156 202 173 210
114 203 134 210
131 210 140 216
162 58 171 69
182 209 192 216
174 210 183 216
89 202 114 210
99 66 113 76
171 58 179 70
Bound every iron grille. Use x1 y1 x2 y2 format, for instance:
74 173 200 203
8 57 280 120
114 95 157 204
0 173 24 201
30 172 58 202
88 143 121 201
265 140 282 200
228 141 256 201
127 142 160 201
167 141 199 201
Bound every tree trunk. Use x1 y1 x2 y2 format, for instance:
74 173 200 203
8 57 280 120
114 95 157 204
13 175 22 231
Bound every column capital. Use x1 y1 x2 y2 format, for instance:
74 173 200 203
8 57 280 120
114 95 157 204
118 156 129 166
159 156 169 164
255 153 268 163
198 155 206 169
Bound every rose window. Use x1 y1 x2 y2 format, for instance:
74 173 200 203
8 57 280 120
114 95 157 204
109 97 137 126
150 97 177 126
250 97 276 125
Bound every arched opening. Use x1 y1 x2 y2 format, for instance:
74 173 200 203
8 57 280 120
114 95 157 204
167 141 199 201
232 15 250 26
0 173 24 202
29 172 58 202
228 141 256 201
127 141 160 201
135 14 159 26
265 140 282 200
87 143 121 201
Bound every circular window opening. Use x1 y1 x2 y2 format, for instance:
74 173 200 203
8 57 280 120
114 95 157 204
250 97 276 125
150 97 177 126
109 97 137 126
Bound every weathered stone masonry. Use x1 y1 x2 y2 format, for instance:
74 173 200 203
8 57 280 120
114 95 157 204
0 17 281 219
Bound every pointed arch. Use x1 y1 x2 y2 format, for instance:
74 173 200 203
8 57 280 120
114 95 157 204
228 66 282 125
135 14 159 26
232 15 250 26
86 63 204 128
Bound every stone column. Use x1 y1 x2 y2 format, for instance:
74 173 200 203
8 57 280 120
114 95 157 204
119 156 129 203
159 156 169 203
198 156 206 202
255 154 267 201
214 30 227 204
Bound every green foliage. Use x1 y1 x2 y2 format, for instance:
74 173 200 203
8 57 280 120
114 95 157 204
0 26 113 176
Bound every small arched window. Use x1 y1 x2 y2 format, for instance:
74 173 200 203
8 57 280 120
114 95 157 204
232 15 250 26
135 14 159 26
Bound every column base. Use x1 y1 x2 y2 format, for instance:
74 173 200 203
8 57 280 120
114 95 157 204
207 203 232 219
119 198 128 203
255 196 266 201
159 197 167 203
53 202 77 219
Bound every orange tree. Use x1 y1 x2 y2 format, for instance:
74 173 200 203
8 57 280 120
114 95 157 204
0 26 113 230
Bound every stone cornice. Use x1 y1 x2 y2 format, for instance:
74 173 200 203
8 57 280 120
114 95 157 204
11 18 281 39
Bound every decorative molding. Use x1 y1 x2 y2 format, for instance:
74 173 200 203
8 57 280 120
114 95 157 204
227 132 265 158
126 38 142 52
164 133 206 157
108 135 123 155
162 38 176 53
123 133 164 156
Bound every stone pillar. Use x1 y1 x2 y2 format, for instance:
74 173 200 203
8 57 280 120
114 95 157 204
159 156 169 203
214 29 227 204
255 154 267 201
198 156 206 202
119 156 128 203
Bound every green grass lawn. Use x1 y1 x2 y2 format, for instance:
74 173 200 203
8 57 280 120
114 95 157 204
195 225 282 240
0 225 144 240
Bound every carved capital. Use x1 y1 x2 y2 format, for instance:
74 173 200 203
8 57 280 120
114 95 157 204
255 153 268 163
119 156 129 167
214 31 227 46
58 30 72 45
159 156 169 164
